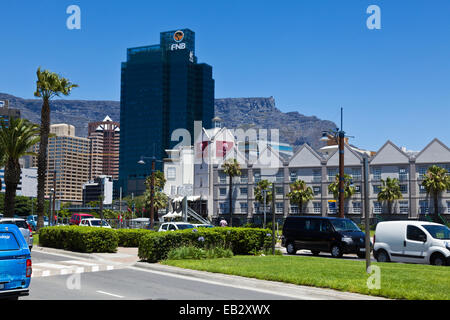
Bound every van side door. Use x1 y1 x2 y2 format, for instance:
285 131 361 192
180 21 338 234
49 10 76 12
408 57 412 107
403 225 427 263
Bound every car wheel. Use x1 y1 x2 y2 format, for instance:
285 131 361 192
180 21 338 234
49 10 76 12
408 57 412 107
430 253 446 266
375 249 390 263
286 242 297 255
311 250 320 256
330 245 343 258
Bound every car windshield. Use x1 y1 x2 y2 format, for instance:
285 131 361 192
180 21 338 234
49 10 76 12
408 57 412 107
88 220 108 226
177 224 194 230
422 225 450 240
330 219 361 232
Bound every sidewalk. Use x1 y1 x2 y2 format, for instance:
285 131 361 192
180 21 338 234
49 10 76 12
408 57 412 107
34 245 386 300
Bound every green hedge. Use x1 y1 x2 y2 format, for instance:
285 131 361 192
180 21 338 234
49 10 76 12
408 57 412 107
138 227 273 263
39 226 119 253
116 229 154 247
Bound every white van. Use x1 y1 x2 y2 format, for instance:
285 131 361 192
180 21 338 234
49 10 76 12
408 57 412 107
373 221 450 266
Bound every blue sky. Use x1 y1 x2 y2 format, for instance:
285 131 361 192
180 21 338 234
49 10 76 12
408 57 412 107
0 0 449 151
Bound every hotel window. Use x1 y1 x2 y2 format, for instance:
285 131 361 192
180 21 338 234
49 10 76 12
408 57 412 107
400 184 408 194
290 171 297 182
373 202 382 214
240 202 248 214
327 168 337 182
167 167 176 180
312 169 321 182
275 186 284 195
254 202 260 214
313 186 321 196
354 185 361 194
254 172 261 183
240 187 248 196
219 202 228 214
219 188 227 196
372 167 381 181
447 201 450 214
353 202 362 214
399 201 409 214
275 171 284 183
290 204 299 214
418 167 427 179
328 201 337 214
313 202 321 214
419 200 429 214
399 168 408 181
276 202 283 214
351 168 362 181
240 174 248 184
373 185 381 194
419 184 427 194
219 172 227 184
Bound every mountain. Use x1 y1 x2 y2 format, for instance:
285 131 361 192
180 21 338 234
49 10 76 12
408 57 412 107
0 93 335 151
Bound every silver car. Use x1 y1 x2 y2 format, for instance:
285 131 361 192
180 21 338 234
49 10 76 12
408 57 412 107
0 218 33 250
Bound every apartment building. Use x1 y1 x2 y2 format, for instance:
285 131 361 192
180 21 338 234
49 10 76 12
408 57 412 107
212 138 450 226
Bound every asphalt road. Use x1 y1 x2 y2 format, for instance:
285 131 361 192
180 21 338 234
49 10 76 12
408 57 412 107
24 251 294 300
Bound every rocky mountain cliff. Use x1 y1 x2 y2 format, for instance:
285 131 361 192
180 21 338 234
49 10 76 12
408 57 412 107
0 93 335 151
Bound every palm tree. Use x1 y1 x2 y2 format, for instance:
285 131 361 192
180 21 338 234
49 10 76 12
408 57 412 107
144 170 167 222
328 174 355 214
0 118 40 217
254 179 273 227
34 67 77 230
377 177 403 215
287 179 314 214
223 158 241 227
422 165 450 222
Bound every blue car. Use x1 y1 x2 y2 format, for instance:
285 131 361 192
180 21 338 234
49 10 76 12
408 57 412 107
26 215 48 231
0 224 32 300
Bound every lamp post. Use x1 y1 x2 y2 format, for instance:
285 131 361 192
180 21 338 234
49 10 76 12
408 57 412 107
321 107 353 218
138 155 163 229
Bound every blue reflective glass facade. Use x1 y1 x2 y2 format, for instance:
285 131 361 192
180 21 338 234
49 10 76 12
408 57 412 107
119 29 214 196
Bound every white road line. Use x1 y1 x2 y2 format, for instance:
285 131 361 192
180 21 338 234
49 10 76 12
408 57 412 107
96 290 124 298
63 260 99 266
34 263 72 269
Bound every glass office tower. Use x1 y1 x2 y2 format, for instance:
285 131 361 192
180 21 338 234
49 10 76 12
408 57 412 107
119 29 214 196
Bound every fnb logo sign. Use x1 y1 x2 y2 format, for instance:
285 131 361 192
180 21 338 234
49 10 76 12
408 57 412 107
171 43 186 51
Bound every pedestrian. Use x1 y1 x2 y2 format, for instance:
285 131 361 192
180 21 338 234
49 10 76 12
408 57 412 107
219 217 228 227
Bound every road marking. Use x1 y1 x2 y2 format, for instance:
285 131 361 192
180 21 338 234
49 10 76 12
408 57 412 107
96 290 124 298
64 260 99 266
35 263 71 269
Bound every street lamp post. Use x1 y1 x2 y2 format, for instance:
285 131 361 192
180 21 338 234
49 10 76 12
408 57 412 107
321 107 353 218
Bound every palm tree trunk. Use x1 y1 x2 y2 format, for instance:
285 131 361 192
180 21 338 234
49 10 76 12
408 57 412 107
229 176 233 227
3 160 21 217
37 98 50 230
434 191 440 223
299 201 303 215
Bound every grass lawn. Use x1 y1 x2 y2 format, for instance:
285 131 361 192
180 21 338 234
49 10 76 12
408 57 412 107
162 255 450 300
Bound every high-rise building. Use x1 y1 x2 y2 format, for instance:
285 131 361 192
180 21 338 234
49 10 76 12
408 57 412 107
31 124 90 203
119 28 215 196
88 116 120 180
0 100 21 126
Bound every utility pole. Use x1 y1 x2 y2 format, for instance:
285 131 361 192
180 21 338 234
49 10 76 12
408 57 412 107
338 108 345 218
363 155 371 271
52 171 56 225
271 182 276 255
150 158 155 229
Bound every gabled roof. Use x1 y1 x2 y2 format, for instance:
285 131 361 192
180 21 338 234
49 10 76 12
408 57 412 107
369 140 410 165
414 138 450 164
289 143 323 167
325 143 363 166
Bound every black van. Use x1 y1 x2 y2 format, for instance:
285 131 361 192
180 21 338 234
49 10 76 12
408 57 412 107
281 216 370 258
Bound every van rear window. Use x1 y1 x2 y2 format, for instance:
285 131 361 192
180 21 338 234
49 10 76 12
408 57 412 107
0 232 20 251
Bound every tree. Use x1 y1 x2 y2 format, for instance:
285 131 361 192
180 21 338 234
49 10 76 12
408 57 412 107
34 67 77 230
422 165 450 222
287 179 314 214
377 177 403 215
223 158 241 227
144 170 167 222
0 118 40 217
328 174 355 214
254 179 273 227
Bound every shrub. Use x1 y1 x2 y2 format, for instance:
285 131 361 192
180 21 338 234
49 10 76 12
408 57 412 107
116 228 154 247
138 227 272 263
39 226 118 253
166 246 233 260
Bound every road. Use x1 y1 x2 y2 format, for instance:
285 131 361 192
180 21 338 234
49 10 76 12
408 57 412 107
24 251 294 300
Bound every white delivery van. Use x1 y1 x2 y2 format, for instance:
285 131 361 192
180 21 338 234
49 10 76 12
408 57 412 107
373 221 450 266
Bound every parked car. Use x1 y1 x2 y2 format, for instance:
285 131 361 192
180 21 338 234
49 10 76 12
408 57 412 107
69 213 95 225
0 223 32 300
79 218 112 228
26 215 49 231
281 216 371 258
373 221 450 266
0 218 33 251
192 224 214 228
158 222 195 232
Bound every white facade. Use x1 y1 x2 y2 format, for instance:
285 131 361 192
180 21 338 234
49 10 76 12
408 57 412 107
0 167 37 198
163 146 194 197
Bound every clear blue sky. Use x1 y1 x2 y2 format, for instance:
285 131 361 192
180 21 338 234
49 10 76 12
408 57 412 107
0 0 449 151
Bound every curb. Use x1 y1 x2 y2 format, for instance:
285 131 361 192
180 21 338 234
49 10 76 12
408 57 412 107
33 246 104 261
